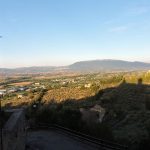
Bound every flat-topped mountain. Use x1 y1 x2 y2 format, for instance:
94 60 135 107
69 59 150 72
0 60 150 74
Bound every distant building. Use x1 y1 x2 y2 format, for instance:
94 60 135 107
8 88 18 93
0 89 6 95
19 87 27 91
84 83 91 88
41 85 46 89
18 94 23 99
35 82 40 85
62 81 68 85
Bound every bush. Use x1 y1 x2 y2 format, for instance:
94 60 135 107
58 108 82 130
82 122 114 141
35 107 57 124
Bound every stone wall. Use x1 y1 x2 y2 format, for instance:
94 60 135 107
2 109 26 150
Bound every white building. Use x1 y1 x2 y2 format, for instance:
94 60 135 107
84 83 91 88
19 87 26 91
18 94 23 99
35 82 40 85
0 89 6 95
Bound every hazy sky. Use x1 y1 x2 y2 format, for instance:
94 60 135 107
0 0 150 68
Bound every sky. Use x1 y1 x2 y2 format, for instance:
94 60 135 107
0 0 150 68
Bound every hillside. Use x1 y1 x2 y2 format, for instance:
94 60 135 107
2 71 150 149
69 60 150 72
0 66 69 75
99 82 150 149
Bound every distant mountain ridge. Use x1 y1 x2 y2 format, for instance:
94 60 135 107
0 60 150 74
69 59 150 72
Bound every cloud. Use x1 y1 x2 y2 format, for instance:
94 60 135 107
108 26 128 32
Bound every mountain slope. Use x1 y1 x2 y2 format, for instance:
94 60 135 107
69 60 150 72
0 66 68 74
0 60 150 74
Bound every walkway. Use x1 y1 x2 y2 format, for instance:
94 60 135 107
26 130 100 150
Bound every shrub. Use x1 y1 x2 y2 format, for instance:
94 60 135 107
58 108 82 130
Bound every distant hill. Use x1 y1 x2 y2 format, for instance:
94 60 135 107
69 60 150 72
0 66 68 75
0 60 150 74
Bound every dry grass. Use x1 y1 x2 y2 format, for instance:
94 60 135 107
33 73 79 79
43 87 95 103
8 81 32 86
1 93 37 108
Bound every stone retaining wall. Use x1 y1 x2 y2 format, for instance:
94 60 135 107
2 109 26 150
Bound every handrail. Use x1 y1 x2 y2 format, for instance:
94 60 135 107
28 123 128 150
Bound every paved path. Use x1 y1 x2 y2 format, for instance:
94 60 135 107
26 130 100 150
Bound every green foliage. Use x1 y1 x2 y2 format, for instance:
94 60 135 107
100 75 123 85
85 122 114 141
143 72 150 83
58 108 82 129
35 107 57 123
